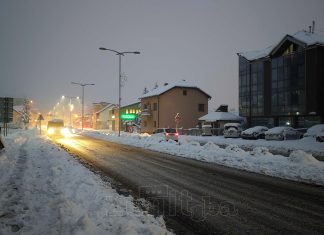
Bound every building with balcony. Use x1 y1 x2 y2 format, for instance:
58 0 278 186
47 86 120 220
139 80 211 133
238 30 324 128
120 102 140 132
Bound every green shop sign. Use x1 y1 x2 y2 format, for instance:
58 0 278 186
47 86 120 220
121 114 136 120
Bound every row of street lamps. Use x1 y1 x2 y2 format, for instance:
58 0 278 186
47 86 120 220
54 48 140 134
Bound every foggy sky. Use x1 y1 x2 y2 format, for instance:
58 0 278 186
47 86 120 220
1 0 324 112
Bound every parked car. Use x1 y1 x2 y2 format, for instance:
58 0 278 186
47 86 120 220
153 128 179 141
303 124 324 138
241 126 268 139
223 123 242 138
316 132 324 142
201 124 212 136
265 126 302 141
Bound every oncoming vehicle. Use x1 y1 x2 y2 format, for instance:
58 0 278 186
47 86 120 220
47 119 71 137
241 126 268 140
265 126 302 141
153 128 179 141
223 123 242 138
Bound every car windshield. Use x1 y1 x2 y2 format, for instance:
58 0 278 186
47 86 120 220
165 128 177 133
48 121 64 128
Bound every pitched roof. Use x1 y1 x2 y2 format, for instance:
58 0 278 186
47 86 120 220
198 111 244 122
13 105 24 113
95 103 118 114
139 80 211 99
121 102 140 109
238 30 324 61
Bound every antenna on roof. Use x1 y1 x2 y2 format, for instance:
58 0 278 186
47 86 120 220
312 20 315 33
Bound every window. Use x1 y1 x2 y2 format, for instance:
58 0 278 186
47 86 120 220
198 104 205 112
126 109 128 114
153 103 157 111
183 90 187 96
271 50 305 115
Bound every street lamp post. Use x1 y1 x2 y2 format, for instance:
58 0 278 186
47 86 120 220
99 47 140 137
62 96 79 127
71 82 94 130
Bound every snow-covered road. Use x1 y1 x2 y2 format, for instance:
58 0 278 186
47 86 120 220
84 130 324 186
0 130 171 235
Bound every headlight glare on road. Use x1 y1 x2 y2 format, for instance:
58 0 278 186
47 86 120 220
47 128 54 135
61 128 71 137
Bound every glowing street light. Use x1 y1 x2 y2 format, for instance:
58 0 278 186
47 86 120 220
71 82 94 130
99 47 140 136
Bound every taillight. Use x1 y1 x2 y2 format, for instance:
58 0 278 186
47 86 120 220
165 133 169 136
175 133 179 136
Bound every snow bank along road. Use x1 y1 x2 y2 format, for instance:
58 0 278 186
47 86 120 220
0 131 171 235
56 135 324 234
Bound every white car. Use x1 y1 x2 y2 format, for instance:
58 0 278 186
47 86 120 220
223 123 242 138
265 126 302 141
241 126 268 139
316 131 324 142
153 128 179 142
303 124 324 138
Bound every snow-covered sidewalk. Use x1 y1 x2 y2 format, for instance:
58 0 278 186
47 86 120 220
0 130 171 235
84 130 324 186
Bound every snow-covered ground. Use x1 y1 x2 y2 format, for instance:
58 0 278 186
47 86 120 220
84 130 324 186
0 129 171 235
182 135 324 158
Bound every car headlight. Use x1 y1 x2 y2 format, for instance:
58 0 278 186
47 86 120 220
60 128 71 137
47 128 54 135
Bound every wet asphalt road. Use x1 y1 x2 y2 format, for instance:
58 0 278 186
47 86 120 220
56 135 324 235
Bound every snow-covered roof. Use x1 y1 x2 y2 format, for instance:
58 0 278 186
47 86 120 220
199 111 244 122
238 30 324 61
13 105 24 113
139 80 211 99
293 30 324 45
96 103 118 114
238 44 276 61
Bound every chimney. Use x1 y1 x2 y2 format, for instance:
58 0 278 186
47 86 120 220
309 25 312 33
312 20 315 33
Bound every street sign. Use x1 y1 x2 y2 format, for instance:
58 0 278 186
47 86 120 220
121 114 136 120
0 97 13 136
37 114 44 121
37 114 44 135
0 97 13 123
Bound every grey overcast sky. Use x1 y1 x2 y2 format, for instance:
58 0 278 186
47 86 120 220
1 0 324 111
